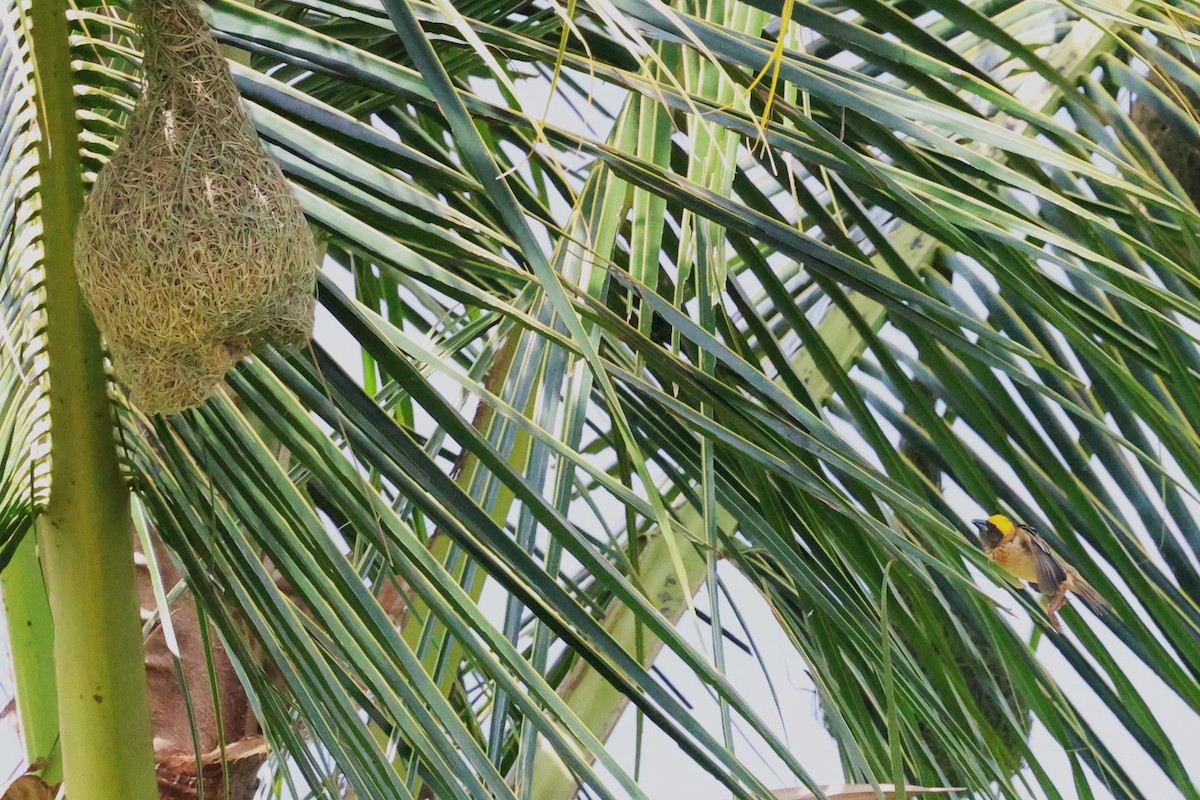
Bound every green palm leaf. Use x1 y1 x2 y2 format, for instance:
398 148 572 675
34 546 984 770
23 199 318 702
3 1 1200 799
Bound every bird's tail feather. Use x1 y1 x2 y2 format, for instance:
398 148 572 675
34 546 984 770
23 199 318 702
1072 579 1111 615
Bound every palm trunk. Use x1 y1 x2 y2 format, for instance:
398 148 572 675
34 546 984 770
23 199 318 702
28 3 158 798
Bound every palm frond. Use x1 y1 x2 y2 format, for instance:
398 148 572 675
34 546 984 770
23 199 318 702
4 0 1200 798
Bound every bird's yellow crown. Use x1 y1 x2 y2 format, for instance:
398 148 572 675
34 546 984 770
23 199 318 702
987 513 1016 535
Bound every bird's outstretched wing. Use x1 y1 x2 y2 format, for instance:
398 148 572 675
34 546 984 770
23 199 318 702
1018 523 1067 595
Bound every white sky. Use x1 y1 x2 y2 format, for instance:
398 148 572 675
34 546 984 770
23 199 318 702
3 9 1200 800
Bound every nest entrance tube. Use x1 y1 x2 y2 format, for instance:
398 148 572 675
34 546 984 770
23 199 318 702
74 0 317 414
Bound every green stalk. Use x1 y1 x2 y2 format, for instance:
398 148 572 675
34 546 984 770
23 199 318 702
402 327 527 683
1 536 59 783
28 3 157 799
528 513 710 799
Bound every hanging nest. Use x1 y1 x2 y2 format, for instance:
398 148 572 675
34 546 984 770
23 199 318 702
75 0 316 414
1131 69 1200 208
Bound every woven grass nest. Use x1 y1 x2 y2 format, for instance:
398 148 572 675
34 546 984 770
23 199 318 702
75 0 316 414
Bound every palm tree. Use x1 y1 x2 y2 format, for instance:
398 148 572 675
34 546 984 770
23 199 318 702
2 0 1199 798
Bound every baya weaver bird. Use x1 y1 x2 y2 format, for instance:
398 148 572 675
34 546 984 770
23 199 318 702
972 514 1111 633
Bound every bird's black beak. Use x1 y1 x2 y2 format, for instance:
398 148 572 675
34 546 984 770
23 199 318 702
971 519 987 530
